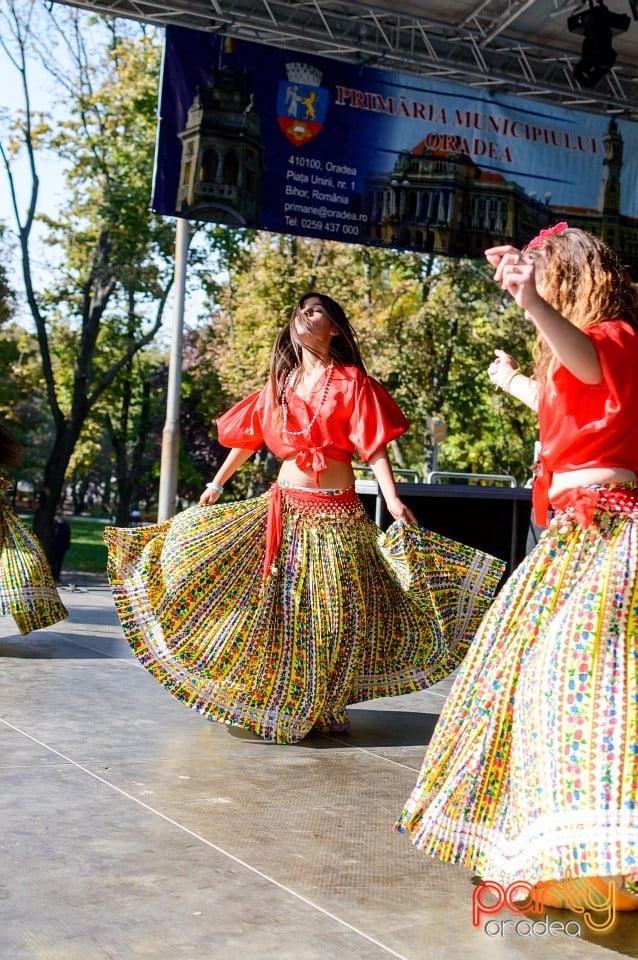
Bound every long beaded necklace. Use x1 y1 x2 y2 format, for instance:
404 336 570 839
281 361 334 437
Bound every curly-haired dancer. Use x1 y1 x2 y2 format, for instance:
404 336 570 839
396 226 638 912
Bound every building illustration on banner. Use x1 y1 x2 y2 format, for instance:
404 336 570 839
366 147 554 257
366 118 638 278
176 63 263 226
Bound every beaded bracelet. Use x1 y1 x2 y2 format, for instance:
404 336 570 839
206 481 224 494
502 370 521 393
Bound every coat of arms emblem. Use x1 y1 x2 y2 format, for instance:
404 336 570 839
277 62 328 146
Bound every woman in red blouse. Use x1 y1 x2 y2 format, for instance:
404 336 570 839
397 227 638 912
200 293 419 572
105 292 503 744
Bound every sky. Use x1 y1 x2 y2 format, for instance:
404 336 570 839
1 47 69 300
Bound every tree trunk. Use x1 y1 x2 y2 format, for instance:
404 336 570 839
32 419 81 557
107 365 154 526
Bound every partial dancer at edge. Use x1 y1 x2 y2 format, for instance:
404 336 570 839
105 292 504 743
0 423 67 634
396 226 638 911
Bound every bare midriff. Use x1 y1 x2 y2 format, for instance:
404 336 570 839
550 466 636 498
278 455 356 489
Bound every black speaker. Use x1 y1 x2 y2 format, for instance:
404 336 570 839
357 480 532 579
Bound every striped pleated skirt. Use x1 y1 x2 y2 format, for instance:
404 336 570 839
0 499 68 634
396 485 638 885
104 484 503 744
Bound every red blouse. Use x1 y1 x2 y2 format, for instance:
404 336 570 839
534 319 638 525
216 364 409 482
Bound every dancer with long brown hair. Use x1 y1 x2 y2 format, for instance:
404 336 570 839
106 292 503 744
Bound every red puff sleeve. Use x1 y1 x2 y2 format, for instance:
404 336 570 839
587 321 638 405
215 389 266 451
348 376 409 461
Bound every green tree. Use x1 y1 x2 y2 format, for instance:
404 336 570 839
0 228 52 492
103 351 168 525
0 1 175 554
359 255 538 482
0 225 13 329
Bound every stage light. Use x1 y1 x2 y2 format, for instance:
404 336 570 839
567 0 631 88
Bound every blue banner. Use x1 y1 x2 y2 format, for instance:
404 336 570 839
153 26 638 263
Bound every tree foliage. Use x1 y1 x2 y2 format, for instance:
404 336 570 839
188 233 538 490
0 0 174 550
1 1 541 531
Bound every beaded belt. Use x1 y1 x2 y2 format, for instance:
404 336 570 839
550 482 638 529
263 482 362 580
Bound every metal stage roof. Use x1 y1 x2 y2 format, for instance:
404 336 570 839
55 0 638 122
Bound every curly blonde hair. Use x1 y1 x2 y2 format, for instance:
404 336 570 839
525 228 638 384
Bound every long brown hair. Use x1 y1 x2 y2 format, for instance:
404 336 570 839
524 228 638 384
0 422 23 469
269 292 366 404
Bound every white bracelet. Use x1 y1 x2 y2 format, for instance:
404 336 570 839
206 481 224 494
502 370 521 393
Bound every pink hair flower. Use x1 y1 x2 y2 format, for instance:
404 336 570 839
526 221 569 250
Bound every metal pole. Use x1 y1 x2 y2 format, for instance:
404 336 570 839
157 216 189 522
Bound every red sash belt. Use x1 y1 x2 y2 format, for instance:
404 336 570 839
550 483 638 528
263 482 283 581
263 483 358 580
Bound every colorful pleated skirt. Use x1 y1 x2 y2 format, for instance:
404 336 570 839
0 499 68 634
104 484 504 744
396 485 638 885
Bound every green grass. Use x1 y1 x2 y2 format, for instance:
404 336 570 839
65 517 110 574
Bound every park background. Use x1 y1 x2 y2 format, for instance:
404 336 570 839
0 0 543 577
